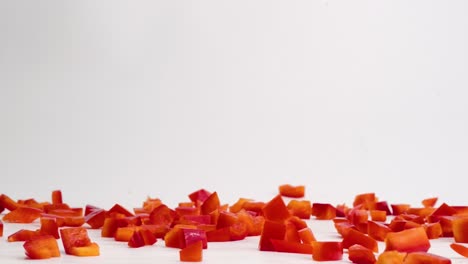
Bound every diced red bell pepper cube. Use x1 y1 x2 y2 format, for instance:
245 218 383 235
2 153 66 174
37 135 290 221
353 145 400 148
216 211 238 229
270 239 313 254
312 203 336 220
85 208 106 229
101 217 118 237
453 217 468 243
284 221 301 243
229 222 248 241
115 226 138 242
242 201 265 215
149 204 176 226
0 220 3 237
179 215 211 225
179 240 203 262
353 193 376 209
140 224 170 238
431 203 456 217
404 252 451 264
423 222 442 239
287 200 311 219
348 244 376 264
298 227 316 244
229 198 253 213
128 229 157 248
3 206 43 223
374 201 392 215
237 209 264 236
51 190 63 204
188 189 212 203
164 224 196 248
278 184 305 198
367 220 391 241
259 220 286 251
200 192 220 215
384 227 430 253
262 195 291 223
23 235 60 259
69 242 100 256
183 228 207 249
206 227 231 242
390 204 410 215
59 227 93 255
370 210 386 222
450 243 468 258
311 241 343 261
40 217 60 238
422 197 438 208
8 229 41 242
107 204 134 218
376 251 406 264
0 194 20 211
342 228 378 252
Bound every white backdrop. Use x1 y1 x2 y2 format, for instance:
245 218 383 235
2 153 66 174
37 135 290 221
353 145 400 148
1 1 468 210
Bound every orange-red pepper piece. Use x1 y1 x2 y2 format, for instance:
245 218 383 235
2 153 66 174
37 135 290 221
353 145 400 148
200 192 220 215
3 206 43 223
390 204 410 215
40 217 59 239
149 204 176 226
206 227 230 242
353 193 376 208
453 217 468 243
23 235 60 259
311 241 343 261
8 229 41 242
179 240 203 262
259 220 286 251
423 222 442 239
85 208 106 229
450 243 468 258
348 244 376 264
262 195 291 223
312 203 336 220
0 194 20 211
422 197 438 208
405 252 451 264
370 210 386 222
376 251 406 264
278 184 305 198
188 189 212 203
128 229 157 248
51 190 63 204
270 239 313 254
342 228 378 252
298 227 316 244
385 227 430 253
367 220 391 241
60 227 93 254
287 200 311 219
69 242 100 257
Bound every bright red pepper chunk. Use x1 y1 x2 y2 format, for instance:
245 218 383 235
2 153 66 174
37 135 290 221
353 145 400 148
278 184 305 198
179 240 203 262
450 243 468 258
311 241 343 261
23 235 60 259
385 227 430 253
348 244 376 264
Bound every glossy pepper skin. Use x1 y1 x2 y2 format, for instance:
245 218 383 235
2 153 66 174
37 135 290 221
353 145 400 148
23 235 60 259
311 241 343 261
384 227 430 253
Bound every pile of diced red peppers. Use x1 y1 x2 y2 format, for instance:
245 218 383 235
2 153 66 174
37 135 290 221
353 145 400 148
0 185 467 263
